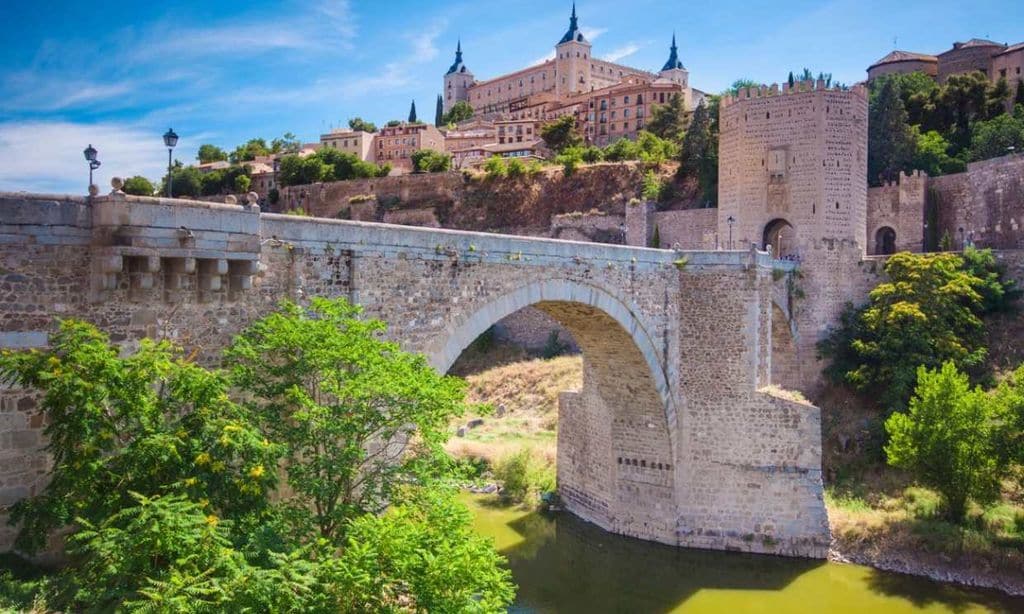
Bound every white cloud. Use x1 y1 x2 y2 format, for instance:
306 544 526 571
0 121 208 194
407 19 448 63
602 43 641 63
530 51 556 66
581 27 607 41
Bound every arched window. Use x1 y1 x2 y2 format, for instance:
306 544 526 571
875 227 897 255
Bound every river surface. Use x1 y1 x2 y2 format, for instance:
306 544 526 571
462 494 1024 614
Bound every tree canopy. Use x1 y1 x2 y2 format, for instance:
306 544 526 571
122 175 155 196
540 115 583 154
411 148 452 173
197 144 228 164
348 117 377 133
645 93 687 142
442 100 474 125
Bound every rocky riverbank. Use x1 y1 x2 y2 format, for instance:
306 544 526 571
830 542 1024 597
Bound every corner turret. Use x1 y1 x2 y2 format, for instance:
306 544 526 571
555 3 592 96
658 32 689 89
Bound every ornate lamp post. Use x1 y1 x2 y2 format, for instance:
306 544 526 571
83 144 101 191
163 128 179 197
726 215 736 249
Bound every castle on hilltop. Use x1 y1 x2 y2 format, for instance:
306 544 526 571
442 4 705 144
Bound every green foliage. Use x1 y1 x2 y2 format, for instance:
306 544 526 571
410 148 452 173
645 93 686 142
580 145 604 163
278 154 329 187
348 117 377 133
122 175 155 196
819 249 1017 409
506 158 526 178
278 148 387 187
493 449 555 504
233 174 251 193
540 115 582 154
230 138 270 164
161 163 202 198
885 362 1008 520
968 105 1024 161
224 298 468 541
483 155 507 178
602 137 640 162
555 146 583 176
1 301 516 612
268 188 280 205
0 321 280 555
641 170 672 202
386 119 402 127
540 330 569 360
912 128 965 177
270 132 300 155
677 98 719 205
196 144 228 164
442 100 474 125
724 78 759 97
869 78 917 185
435 94 444 127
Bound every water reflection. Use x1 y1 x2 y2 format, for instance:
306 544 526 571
464 495 1024 614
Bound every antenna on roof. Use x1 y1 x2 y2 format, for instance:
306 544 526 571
893 35 897 49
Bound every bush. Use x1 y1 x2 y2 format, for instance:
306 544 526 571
541 330 569 359
885 362 1007 521
483 156 507 179
506 158 526 178
411 149 452 173
493 449 555 504
122 175 155 196
555 147 583 176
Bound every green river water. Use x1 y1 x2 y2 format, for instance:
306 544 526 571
461 494 1024 614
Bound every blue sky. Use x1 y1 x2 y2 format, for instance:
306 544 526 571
1 0 1021 193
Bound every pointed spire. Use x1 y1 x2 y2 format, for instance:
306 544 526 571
661 32 683 72
446 39 467 75
559 1 586 45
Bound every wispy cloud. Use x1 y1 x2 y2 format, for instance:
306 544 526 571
581 27 608 41
602 43 641 63
0 120 211 194
530 51 556 66
406 19 448 63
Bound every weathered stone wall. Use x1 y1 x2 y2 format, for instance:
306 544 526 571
550 210 625 244
0 192 828 558
279 162 659 233
930 154 1024 250
866 171 926 254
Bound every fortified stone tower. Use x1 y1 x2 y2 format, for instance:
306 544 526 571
555 3 592 97
718 81 870 392
658 33 689 89
443 40 474 113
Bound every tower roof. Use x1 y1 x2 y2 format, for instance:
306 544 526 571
446 39 469 75
558 2 588 45
661 32 684 71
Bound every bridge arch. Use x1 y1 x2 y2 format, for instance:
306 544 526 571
428 279 680 542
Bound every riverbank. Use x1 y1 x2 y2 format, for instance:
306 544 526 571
448 343 1024 599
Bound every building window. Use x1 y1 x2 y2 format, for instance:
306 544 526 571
624 109 630 118
624 95 630 104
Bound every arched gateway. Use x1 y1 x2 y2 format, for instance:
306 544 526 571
0 193 829 558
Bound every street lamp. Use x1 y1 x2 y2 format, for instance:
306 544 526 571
83 144 101 192
726 215 736 249
163 128 179 197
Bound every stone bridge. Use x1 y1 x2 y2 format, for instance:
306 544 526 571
0 192 828 557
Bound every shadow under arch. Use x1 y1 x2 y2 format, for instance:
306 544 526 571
427 279 678 439
431 279 680 541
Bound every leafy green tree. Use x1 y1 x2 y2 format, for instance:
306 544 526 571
348 117 377 133
646 93 686 141
410 148 452 173
678 98 718 204
968 108 1024 161
912 129 965 176
230 138 271 163
540 115 582 154
386 119 402 127
602 137 641 162
819 249 1017 409
161 163 202 198
0 320 280 554
315 147 386 180
442 100 474 125
200 169 227 196
580 145 604 163
197 144 228 164
483 155 507 178
555 146 584 175
1016 80 1024 107
234 174 252 193
885 362 1007 521
224 298 468 541
869 78 916 185
724 79 759 97
277 154 330 187
271 132 301 155
636 130 678 163
122 175 155 196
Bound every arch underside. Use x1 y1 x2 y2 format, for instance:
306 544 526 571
431 280 679 543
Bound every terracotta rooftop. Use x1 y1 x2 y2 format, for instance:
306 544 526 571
869 50 938 68
994 42 1024 56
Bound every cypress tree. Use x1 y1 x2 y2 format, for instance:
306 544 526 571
435 94 444 126
868 79 916 185
787 71 795 88
408 100 417 123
